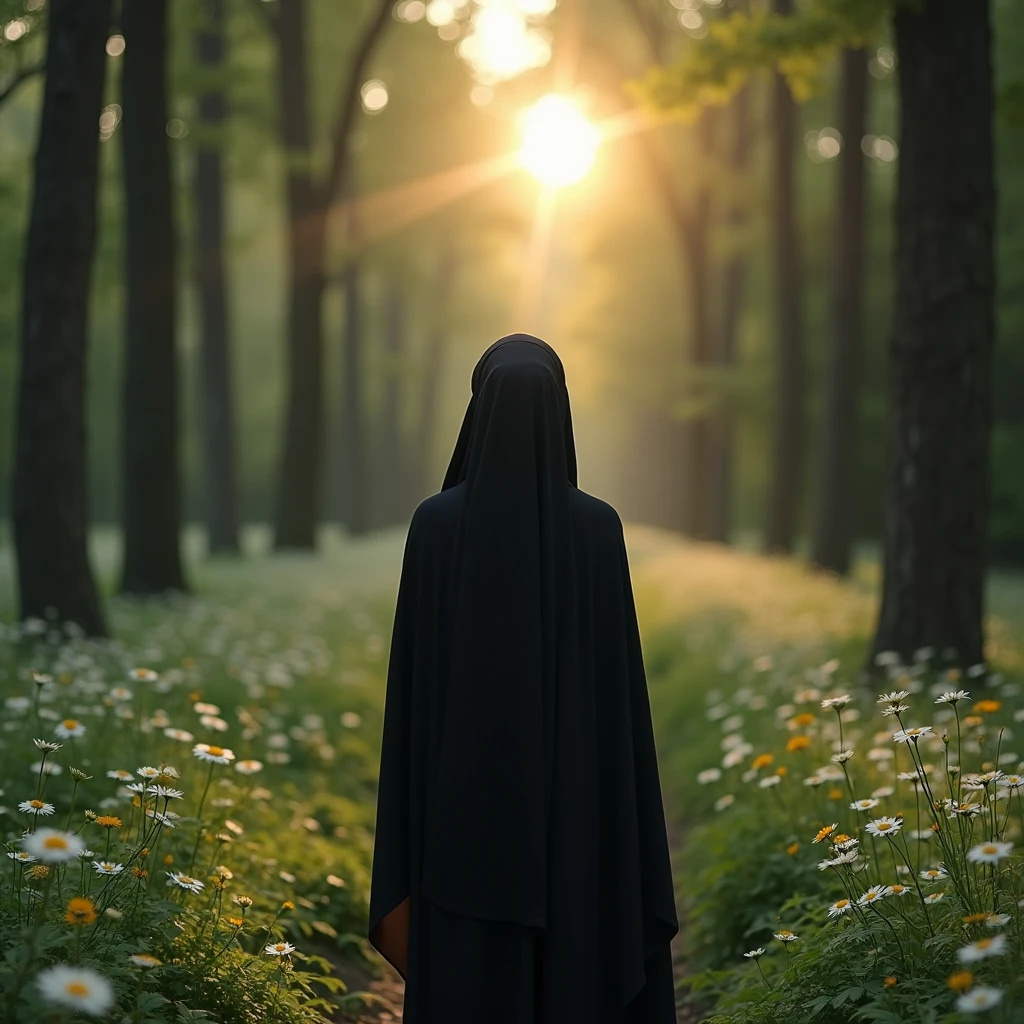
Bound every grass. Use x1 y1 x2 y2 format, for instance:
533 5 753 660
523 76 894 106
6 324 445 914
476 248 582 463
0 524 1021 1021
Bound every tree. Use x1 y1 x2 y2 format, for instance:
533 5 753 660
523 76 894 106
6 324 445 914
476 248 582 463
871 0 995 665
811 47 869 574
13 0 111 635
249 0 392 549
195 0 240 555
762 0 805 555
708 82 752 543
120 0 187 595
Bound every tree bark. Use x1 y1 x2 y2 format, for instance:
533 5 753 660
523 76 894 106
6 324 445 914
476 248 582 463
683 110 716 539
811 49 869 575
871 0 995 666
120 0 187 594
377 277 407 526
341 258 368 535
13 0 111 635
708 83 752 544
763 0 804 554
418 241 457 496
272 0 327 550
195 0 240 555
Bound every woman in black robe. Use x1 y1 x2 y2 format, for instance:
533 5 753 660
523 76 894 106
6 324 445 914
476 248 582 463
368 334 679 1023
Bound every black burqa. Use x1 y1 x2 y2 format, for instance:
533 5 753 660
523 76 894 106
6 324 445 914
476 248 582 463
368 335 679 1023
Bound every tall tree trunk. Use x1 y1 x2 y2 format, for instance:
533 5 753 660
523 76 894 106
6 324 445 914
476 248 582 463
120 0 187 594
763 0 804 554
708 82 751 544
195 0 240 555
872 0 994 666
13 0 111 635
341 258 368 535
378 277 407 526
811 49 869 575
272 0 327 549
418 241 457 496
683 109 716 539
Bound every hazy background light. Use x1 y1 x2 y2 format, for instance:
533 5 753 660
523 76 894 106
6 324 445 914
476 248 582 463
361 80 389 114
426 0 456 26
519 94 599 187
395 0 427 23
106 33 125 57
3 19 27 41
166 118 188 139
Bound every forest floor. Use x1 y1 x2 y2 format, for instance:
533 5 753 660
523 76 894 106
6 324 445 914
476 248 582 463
1 526 1021 1023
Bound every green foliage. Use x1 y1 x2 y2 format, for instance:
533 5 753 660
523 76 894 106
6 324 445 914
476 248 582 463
634 0 891 114
0 553 394 1020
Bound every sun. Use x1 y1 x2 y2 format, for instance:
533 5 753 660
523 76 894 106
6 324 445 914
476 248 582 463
519 94 599 187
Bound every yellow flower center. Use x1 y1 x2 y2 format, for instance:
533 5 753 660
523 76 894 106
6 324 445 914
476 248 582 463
835 900 849 908
207 745 224 756
877 823 892 830
981 845 996 855
976 939 992 951
30 800 44 809
66 982 91 997
62 719 78 729
43 836 68 850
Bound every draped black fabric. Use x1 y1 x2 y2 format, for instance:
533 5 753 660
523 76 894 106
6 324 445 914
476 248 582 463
368 335 679 1022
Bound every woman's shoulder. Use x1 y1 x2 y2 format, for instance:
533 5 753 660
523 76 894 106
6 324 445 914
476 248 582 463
408 483 465 537
569 486 625 541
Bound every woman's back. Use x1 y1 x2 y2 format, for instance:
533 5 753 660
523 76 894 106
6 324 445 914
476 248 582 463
368 336 679 1023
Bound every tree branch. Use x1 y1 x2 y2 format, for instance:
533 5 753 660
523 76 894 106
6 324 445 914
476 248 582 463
322 0 392 206
244 0 280 38
0 61 44 109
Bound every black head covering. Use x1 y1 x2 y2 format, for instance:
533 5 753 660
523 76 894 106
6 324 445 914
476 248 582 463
419 334 578 927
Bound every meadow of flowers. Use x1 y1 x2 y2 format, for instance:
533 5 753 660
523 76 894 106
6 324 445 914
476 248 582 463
659 641 1024 1022
0 553 396 1023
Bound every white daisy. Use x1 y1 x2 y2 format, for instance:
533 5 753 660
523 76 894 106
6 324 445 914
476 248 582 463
714 794 734 811
192 701 221 715
235 759 264 776
33 738 63 752
7 850 36 864
30 761 62 776
865 817 903 838
850 798 880 812
23 829 85 864
923 892 945 904
54 719 86 739
881 703 909 717
697 768 722 785
985 913 1011 928
827 898 853 917
758 774 782 789
935 690 970 705
966 841 1013 865
957 934 1008 963
773 930 799 942
136 766 161 780
164 727 195 743
956 987 1003 1013
92 861 124 876
151 785 183 800
821 695 851 709
858 885 892 906
192 743 235 765
893 726 933 743
106 769 133 781
18 798 55 816
265 941 296 956
920 867 948 882
166 871 204 893
36 964 115 1017
831 749 855 764
130 668 158 682
997 774 1023 789
743 948 765 958
877 690 910 704
129 953 162 968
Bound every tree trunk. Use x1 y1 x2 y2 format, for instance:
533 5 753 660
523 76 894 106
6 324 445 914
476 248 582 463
120 0 187 594
763 0 804 554
272 0 327 550
378 277 407 526
418 241 457 496
341 259 368 535
195 0 240 555
13 0 111 635
811 49 869 575
708 83 751 544
871 0 994 666
683 109 716 539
